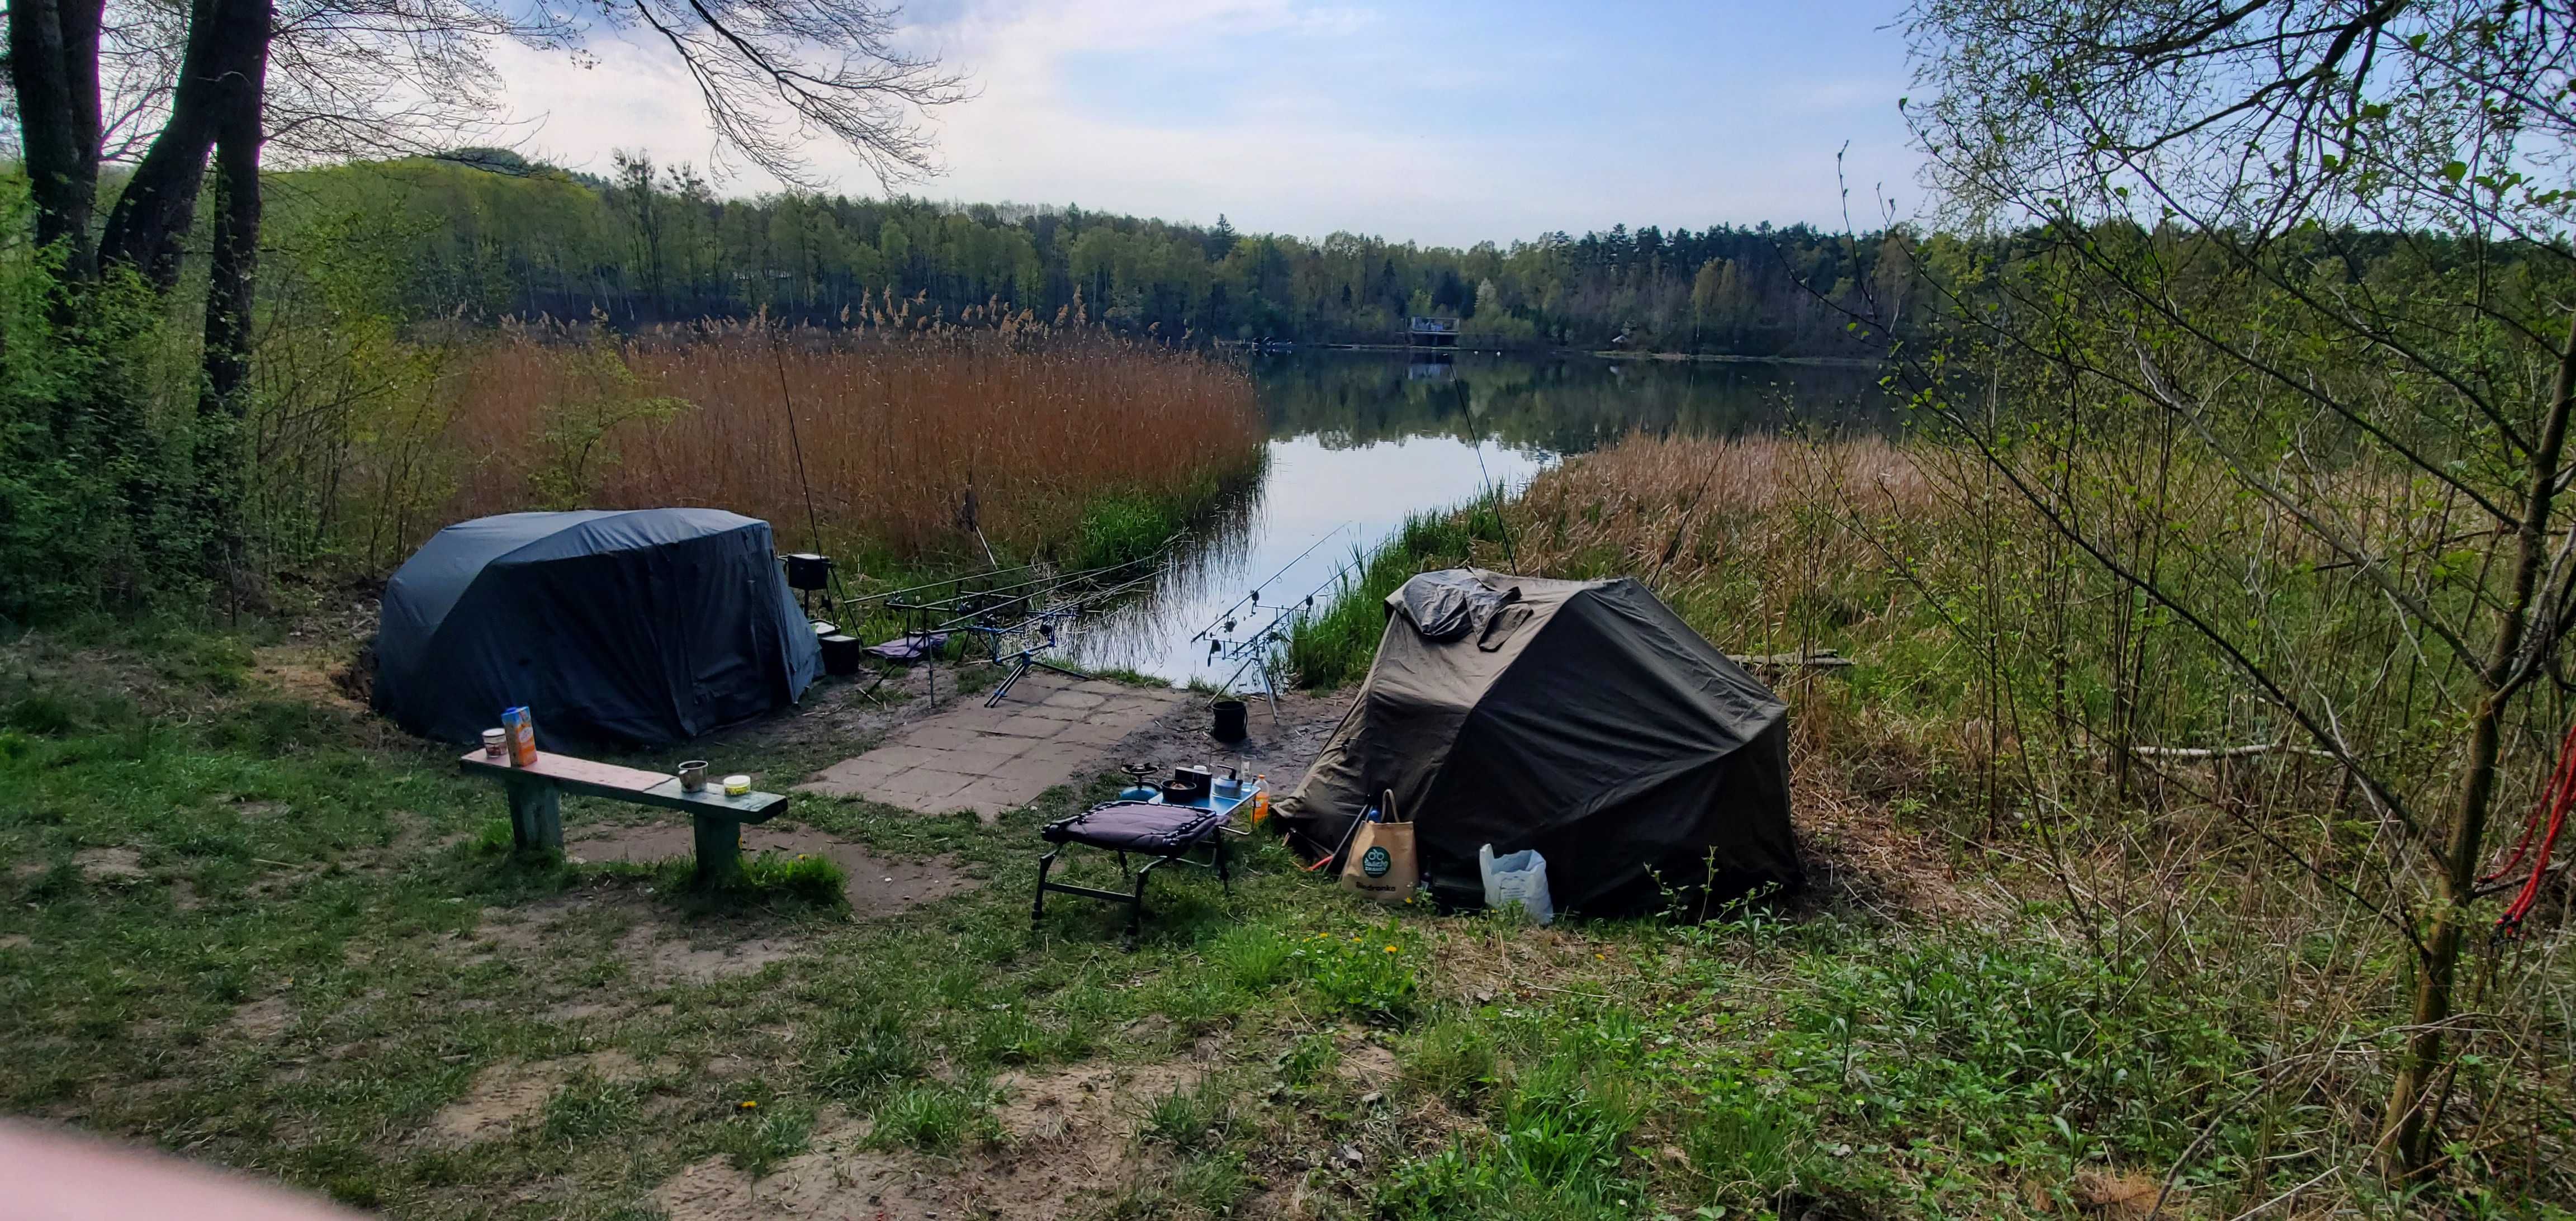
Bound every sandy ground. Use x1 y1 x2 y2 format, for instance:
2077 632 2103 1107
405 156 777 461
566 823 976 918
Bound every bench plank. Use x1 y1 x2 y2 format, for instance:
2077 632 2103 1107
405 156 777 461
457 750 786 822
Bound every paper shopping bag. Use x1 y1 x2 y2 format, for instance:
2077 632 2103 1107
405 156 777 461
1340 819 1418 904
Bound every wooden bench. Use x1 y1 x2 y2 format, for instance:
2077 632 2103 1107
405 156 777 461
457 750 787 883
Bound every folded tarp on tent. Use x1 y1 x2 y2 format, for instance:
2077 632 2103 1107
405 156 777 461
374 509 822 748
1278 569 1799 916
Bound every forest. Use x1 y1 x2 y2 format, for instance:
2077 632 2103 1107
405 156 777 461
274 151 1907 355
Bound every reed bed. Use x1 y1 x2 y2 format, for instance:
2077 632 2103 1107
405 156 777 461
430 315 1264 570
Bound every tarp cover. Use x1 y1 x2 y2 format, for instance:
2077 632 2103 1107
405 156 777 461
1280 569 1798 916
374 509 822 747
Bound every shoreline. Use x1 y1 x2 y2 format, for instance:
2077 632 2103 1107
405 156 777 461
1265 341 1883 368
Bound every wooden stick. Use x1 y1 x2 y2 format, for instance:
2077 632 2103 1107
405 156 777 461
2126 742 2333 760
1729 649 1857 669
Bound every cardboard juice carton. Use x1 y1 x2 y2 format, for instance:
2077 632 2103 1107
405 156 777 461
501 706 538 767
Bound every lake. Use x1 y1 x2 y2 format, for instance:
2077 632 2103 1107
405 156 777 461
1061 349 1891 685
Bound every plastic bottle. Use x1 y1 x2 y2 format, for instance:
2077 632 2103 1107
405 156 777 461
1249 775 1270 825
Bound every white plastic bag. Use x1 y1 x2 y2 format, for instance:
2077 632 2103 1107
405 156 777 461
1478 843 1555 925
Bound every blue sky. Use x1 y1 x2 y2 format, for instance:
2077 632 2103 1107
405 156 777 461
494 0 1924 247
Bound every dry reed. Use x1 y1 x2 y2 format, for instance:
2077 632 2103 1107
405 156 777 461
434 315 1264 567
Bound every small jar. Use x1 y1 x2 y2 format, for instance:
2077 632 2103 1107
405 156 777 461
723 774 752 796
481 728 507 758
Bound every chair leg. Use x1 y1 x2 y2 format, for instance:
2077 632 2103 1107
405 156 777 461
1215 834 1232 896
1124 862 1154 952
1032 849 1058 928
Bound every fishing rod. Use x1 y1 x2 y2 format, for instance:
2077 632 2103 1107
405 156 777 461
1189 523 1352 642
1201 551 1366 665
932 571 1159 639
850 560 1045 606
926 552 1177 638
854 530 1187 609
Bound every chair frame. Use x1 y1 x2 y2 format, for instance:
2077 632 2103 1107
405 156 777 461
1032 815 1233 950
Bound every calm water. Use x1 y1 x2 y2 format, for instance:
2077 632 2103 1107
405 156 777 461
1060 350 1889 685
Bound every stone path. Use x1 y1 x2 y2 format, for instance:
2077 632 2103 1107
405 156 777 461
797 673 1186 823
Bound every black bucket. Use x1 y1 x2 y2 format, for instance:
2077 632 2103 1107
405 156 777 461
820 634 863 677
1211 699 1249 742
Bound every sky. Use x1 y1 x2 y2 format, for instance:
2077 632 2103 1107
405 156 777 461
491 0 1924 248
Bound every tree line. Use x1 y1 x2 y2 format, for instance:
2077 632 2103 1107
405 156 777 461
271 150 1910 357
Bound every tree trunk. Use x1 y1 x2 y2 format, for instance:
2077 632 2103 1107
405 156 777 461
189 0 273 602
94 0 228 290
2383 309 2576 1175
7 0 105 278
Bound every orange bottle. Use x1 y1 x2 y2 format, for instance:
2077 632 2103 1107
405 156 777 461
1250 775 1270 825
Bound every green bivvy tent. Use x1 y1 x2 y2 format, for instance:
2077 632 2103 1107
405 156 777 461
1279 569 1798 915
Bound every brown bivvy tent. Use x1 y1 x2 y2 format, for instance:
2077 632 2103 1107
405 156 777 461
1280 569 1798 916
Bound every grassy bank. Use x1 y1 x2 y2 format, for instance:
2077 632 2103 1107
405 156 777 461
0 624 2322 1219
4 432 2570 1218
1285 430 2576 1215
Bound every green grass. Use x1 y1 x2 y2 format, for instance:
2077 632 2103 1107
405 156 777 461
0 621 2559 1218
1285 508 1504 688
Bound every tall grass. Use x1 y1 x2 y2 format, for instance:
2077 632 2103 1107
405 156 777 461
1290 427 2576 1209
406 310 1264 571
1286 433 1922 688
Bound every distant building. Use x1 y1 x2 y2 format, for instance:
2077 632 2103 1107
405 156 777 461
1408 316 1460 348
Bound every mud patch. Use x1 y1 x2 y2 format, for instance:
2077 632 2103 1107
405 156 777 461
992 1058 1207 1144
1333 1035 1398 1090
229 995 293 1040
546 998 633 1023
651 1055 1220 1220
424 1050 640 1146
567 823 976 918
616 925 801 986
252 643 370 715
448 891 819 991
656 1146 941 1221
73 846 145 883
0 934 31 951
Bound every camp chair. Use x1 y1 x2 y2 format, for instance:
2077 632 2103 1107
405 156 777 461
852 630 951 701
1033 801 1233 949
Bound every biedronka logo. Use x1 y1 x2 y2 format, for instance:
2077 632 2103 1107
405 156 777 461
1361 845 1391 877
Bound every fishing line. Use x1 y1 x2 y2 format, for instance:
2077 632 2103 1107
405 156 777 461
1191 523 1352 641
766 317 827 558
1468 432 1520 571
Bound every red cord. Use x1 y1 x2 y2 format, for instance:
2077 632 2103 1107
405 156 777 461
2492 720 2576 933
2482 723 2574 884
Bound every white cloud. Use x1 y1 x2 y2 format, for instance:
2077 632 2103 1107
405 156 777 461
484 1 1921 244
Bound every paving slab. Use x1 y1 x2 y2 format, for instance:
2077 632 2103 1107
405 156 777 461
797 672 1186 823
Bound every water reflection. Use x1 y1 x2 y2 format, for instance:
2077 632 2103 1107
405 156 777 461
1062 351 1888 684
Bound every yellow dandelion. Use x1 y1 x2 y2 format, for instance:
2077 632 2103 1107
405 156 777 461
1384 945 1399 954
737 1100 758 1110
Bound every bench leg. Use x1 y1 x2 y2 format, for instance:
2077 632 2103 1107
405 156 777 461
693 814 744 887
508 780 562 855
